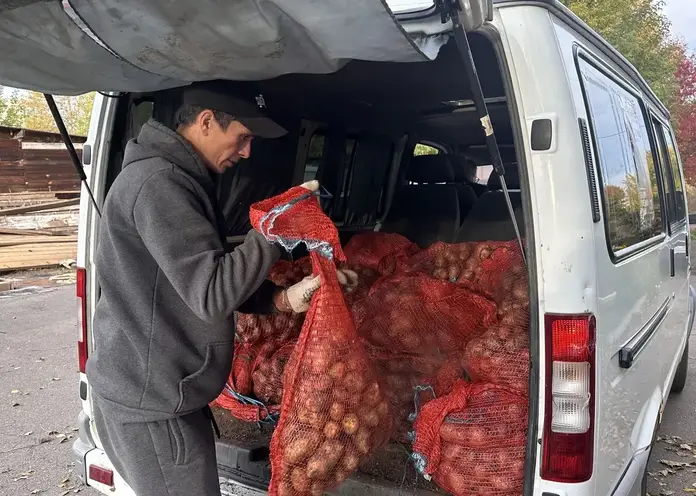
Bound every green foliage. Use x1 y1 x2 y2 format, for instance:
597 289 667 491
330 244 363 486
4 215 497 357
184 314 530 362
559 0 681 105
414 144 439 156
0 88 94 136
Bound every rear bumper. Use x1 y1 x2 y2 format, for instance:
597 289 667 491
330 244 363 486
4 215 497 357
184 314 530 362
71 410 95 484
610 446 650 496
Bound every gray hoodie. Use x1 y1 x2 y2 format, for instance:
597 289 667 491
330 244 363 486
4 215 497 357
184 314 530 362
86 120 280 422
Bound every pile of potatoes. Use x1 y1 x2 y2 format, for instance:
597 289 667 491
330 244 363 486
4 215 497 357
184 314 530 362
274 352 391 496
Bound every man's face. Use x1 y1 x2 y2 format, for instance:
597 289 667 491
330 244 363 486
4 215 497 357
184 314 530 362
186 110 254 174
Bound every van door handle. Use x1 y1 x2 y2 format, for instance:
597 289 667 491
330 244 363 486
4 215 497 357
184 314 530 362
670 248 675 277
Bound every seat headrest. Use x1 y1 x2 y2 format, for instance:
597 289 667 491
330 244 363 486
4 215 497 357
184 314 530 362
486 162 520 190
407 154 456 183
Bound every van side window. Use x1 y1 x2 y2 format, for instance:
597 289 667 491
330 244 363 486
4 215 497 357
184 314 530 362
414 143 440 156
652 118 675 225
579 59 663 253
661 126 687 224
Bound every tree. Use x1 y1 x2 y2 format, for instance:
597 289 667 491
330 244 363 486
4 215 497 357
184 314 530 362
559 0 681 104
3 89 27 128
0 89 94 136
0 86 6 123
671 47 696 187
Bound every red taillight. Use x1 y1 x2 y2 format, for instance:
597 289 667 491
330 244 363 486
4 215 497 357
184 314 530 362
76 267 88 373
88 465 114 486
542 314 595 483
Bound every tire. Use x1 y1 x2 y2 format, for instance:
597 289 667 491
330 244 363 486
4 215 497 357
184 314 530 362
671 342 689 394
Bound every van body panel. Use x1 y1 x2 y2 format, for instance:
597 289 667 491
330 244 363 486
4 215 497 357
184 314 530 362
553 12 690 496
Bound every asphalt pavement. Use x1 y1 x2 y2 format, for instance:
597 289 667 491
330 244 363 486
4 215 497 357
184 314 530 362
1 283 696 496
0 285 92 496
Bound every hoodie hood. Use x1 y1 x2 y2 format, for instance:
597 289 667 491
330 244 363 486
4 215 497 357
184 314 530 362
124 119 216 195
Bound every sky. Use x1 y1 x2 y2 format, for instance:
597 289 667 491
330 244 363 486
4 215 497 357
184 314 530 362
664 0 696 52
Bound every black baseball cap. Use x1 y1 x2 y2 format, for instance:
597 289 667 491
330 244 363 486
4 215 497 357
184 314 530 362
181 81 287 139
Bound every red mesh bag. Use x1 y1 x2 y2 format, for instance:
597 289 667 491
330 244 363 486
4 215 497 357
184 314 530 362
212 342 282 422
404 241 524 294
351 274 496 443
412 381 528 495
461 315 529 393
353 274 497 354
236 260 310 345
461 249 530 394
250 187 392 496
340 263 381 307
343 232 418 272
253 343 295 405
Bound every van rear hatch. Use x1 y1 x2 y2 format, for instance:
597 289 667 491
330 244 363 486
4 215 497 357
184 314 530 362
0 0 441 94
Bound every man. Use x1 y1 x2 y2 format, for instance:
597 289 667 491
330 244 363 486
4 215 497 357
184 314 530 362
86 81 356 496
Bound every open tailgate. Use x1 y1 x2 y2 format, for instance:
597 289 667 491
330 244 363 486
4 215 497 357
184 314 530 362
0 0 439 95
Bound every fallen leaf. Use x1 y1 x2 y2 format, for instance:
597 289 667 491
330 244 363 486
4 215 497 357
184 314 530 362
59 437 68 444
659 490 674 495
36 357 44 362
23 431 32 436
30 490 43 494
684 489 696 493
51 378 60 382
681 444 693 450
10 389 19 394
60 492 70 496
55 433 65 439
659 460 688 468
20 470 35 476
47 431 58 436
38 437 51 445
12 476 28 482
659 469 669 476
12 402 20 407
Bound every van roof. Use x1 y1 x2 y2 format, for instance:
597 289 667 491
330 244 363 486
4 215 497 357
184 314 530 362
494 0 669 116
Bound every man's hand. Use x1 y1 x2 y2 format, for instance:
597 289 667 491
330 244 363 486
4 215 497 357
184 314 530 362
274 268 359 313
300 180 319 193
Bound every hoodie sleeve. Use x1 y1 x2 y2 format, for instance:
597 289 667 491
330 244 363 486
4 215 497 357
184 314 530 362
132 169 281 323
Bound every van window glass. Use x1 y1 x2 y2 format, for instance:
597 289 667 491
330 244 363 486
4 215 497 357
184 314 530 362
661 125 687 223
304 134 325 183
579 59 662 253
476 165 494 185
652 119 675 224
414 144 439 156
302 133 357 222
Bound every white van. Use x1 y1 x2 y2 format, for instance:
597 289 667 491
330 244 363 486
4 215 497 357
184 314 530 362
2 0 691 494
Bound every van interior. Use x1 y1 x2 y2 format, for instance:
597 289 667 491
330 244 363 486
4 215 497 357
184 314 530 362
102 31 530 493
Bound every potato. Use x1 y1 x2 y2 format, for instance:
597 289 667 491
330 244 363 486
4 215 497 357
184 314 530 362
354 428 372 455
291 468 311 493
334 387 351 401
285 430 322 464
277 481 296 496
342 413 360 435
343 371 366 394
328 361 347 380
447 265 460 282
362 382 382 407
376 400 390 419
342 450 360 472
329 402 345 422
324 421 341 439
306 440 345 479
298 409 324 430
310 482 325 496
361 409 380 428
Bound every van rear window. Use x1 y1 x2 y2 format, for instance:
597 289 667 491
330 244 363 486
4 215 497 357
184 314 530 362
578 58 663 254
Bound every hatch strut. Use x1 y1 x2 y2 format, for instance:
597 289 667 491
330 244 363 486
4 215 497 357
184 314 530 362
438 0 526 264
43 94 102 217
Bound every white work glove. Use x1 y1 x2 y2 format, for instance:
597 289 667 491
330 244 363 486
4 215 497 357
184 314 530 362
300 180 319 193
283 269 359 313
